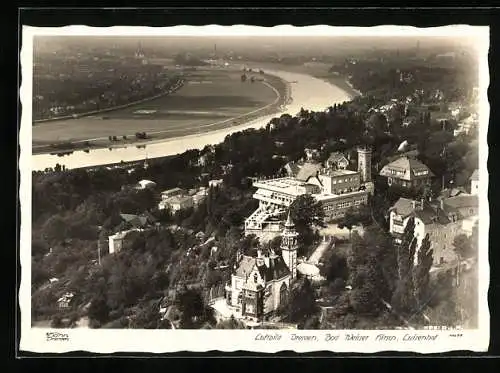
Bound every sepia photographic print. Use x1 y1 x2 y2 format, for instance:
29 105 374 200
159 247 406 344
19 24 490 353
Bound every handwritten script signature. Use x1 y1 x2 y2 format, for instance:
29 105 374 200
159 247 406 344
46 332 70 342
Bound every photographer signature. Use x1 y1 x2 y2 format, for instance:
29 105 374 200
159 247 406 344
46 332 70 342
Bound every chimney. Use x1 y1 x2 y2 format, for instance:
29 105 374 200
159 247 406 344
257 249 262 258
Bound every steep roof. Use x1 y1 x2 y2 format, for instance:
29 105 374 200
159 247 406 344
379 156 433 181
389 198 450 225
327 152 348 164
389 197 416 218
235 256 256 278
235 254 290 282
470 169 479 181
263 255 290 281
296 161 322 182
284 162 301 176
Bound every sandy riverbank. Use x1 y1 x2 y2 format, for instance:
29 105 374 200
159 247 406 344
28 68 352 171
32 73 287 156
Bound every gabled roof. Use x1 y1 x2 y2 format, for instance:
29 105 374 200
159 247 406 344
284 162 301 176
470 169 479 181
235 254 290 283
390 198 450 225
119 212 156 228
265 255 291 281
379 156 433 181
296 162 322 182
389 197 416 218
327 152 348 164
235 256 256 278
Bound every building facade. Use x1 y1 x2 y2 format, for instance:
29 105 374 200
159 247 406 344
389 195 478 266
244 147 373 239
379 156 433 189
225 218 299 322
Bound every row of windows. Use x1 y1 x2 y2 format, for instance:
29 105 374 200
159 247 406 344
414 170 429 176
389 169 406 176
332 177 357 184
338 201 352 209
270 194 293 204
323 198 367 211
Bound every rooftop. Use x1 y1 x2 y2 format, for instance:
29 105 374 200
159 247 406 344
390 198 450 225
137 179 156 188
327 152 348 163
320 169 358 177
110 230 131 240
296 162 323 182
234 254 290 283
313 189 367 201
119 212 156 228
442 195 478 211
379 156 434 181
470 169 479 181
161 187 184 195
168 195 194 204
253 177 314 196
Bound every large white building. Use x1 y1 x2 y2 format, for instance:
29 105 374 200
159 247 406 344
244 147 374 241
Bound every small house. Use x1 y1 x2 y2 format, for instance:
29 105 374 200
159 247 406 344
326 152 350 170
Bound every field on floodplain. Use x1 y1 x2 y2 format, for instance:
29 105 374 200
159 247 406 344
32 68 281 149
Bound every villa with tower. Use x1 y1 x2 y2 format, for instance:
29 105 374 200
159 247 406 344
223 213 299 322
243 146 375 242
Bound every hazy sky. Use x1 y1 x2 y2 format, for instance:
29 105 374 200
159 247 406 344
34 34 475 55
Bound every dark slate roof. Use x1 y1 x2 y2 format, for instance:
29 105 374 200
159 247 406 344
235 254 290 282
416 206 450 225
390 198 450 225
296 161 322 182
263 255 291 281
